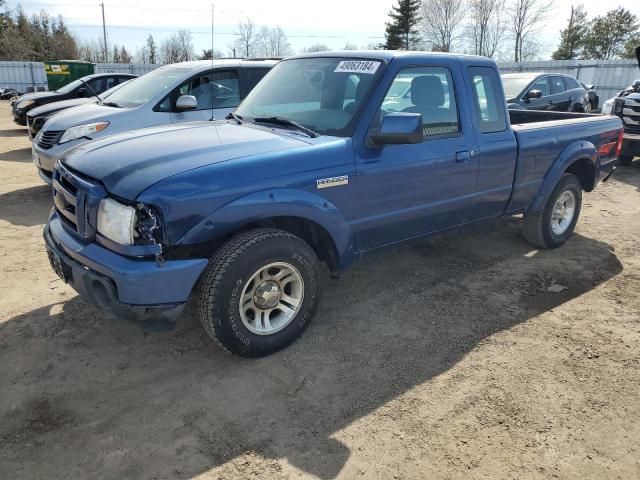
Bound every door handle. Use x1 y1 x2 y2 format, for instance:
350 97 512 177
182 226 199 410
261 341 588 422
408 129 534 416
456 151 471 163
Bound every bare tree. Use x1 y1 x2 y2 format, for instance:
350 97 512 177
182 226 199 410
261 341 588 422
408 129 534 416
76 38 104 63
160 29 194 64
343 41 358 50
510 0 553 62
235 18 258 57
254 26 292 57
464 0 507 58
302 43 330 53
420 0 465 52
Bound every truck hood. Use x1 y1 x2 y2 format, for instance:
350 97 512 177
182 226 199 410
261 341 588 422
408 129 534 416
63 122 311 198
44 102 126 129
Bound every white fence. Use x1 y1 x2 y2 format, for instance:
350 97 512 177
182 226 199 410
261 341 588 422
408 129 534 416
0 61 48 92
94 63 161 75
497 59 639 103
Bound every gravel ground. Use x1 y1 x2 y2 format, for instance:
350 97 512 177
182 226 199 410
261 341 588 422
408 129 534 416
0 101 639 479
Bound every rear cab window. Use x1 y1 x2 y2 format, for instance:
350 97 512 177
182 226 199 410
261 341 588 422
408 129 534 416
468 66 507 134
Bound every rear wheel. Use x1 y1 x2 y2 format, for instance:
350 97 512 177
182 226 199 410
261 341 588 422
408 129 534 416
523 173 582 249
195 228 321 357
618 155 634 166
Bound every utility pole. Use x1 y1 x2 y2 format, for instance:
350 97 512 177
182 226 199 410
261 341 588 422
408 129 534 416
100 3 108 62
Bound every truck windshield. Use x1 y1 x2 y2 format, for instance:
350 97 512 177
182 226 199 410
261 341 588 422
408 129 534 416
501 76 534 99
235 58 384 137
104 67 191 108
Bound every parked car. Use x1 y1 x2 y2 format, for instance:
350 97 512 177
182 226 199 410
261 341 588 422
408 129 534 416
26 79 134 139
43 51 622 357
501 73 589 112
12 73 136 126
0 87 20 100
579 81 599 112
32 59 277 184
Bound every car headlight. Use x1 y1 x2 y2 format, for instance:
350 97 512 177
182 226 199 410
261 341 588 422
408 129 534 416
17 99 35 109
59 122 109 144
97 198 136 245
601 99 614 115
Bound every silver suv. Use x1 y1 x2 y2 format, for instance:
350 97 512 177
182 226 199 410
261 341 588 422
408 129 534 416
32 58 277 183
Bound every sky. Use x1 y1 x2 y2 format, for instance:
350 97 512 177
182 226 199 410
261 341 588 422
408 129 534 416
6 0 640 59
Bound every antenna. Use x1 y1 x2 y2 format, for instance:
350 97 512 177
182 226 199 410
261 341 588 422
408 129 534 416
210 3 215 121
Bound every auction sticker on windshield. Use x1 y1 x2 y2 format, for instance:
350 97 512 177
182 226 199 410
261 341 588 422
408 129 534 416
334 60 381 74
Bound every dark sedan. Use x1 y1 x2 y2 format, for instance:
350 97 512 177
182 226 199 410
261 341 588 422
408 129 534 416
11 72 136 125
26 79 134 138
501 73 589 112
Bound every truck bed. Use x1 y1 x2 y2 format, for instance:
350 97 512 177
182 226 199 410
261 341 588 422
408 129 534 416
507 111 622 213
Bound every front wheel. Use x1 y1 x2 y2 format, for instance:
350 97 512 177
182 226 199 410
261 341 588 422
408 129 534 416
523 173 582 249
195 228 321 357
618 155 634 166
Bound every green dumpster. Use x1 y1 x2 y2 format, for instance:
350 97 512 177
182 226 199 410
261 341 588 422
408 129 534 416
44 61 94 91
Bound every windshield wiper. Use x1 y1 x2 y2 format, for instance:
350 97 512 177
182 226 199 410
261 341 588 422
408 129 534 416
226 112 243 124
102 101 121 108
253 116 318 138
78 79 101 102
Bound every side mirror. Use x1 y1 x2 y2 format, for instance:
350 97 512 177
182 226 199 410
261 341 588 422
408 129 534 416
176 95 198 111
525 89 542 100
369 113 423 146
77 87 87 97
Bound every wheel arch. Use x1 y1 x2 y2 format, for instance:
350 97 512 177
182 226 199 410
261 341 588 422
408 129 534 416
529 141 598 213
174 189 354 271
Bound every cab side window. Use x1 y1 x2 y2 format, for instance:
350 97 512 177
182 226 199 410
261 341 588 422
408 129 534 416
379 66 459 138
87 77 107 94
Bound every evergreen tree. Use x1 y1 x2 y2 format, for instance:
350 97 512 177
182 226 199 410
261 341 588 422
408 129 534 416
146 35 157 64
583 7 639 60
552 5 588 60
384 0 421 50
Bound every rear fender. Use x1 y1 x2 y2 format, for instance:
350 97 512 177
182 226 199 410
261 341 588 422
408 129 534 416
178 188 354 267
529 141 597 213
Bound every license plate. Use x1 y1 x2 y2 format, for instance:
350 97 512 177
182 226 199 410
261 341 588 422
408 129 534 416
47 249 68 283
32 146 40 166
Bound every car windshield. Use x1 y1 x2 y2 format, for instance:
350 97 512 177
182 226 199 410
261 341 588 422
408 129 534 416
501 76 535 99
55 78 84 94
98 80 132 100
105 67 191 108
235 57 384 137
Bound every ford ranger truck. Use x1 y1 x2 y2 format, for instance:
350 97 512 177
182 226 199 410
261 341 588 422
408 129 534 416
43 52 623 357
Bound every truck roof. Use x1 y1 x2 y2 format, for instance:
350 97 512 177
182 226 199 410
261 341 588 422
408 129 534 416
287 50 495 65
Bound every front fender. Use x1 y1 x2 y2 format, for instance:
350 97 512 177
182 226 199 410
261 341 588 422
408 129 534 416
178 188 353 266
529 140 597 213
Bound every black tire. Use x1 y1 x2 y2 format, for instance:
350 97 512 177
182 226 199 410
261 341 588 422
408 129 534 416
523 173 582 249
195 228 321 357
618 155 634 166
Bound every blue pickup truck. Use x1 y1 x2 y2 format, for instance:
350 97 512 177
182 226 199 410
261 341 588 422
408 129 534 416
44 51 622 357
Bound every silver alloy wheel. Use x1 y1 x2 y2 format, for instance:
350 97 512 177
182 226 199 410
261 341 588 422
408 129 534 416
239 262 304 335
551 190 576 235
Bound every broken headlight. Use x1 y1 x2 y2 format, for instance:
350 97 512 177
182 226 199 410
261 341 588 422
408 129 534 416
97 198 162 246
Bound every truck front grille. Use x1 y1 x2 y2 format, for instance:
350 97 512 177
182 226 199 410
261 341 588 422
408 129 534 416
37 130 63 150
52 163 105 239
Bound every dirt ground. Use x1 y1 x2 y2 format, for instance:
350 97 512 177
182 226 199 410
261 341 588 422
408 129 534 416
0 100 639 480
